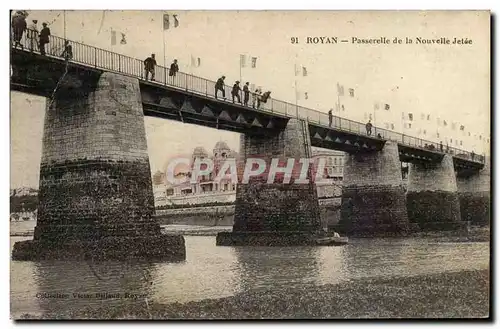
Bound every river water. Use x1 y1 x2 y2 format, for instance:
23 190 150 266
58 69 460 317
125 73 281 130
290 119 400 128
10 226 489 318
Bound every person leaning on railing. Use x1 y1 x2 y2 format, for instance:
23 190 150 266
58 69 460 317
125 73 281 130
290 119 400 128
60 40 73 61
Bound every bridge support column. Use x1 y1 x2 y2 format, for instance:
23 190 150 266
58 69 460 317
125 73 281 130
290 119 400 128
457 157 490 226
406 154 464 231
216 118 323 246
12 72 185 261
338 141 410 237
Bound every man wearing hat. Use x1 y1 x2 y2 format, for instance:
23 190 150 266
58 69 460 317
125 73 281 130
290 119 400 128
231 80 241 104
38 22 51 55
169 59 179 78
28 19 38 51
11 11 27 49
242 82 250 106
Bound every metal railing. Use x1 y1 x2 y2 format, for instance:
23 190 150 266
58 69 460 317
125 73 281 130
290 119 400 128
11 28 485 164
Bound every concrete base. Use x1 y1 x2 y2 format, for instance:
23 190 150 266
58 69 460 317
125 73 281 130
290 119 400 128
216 231 326 246
458 192 490 226
11 234 186 261
339 186 410 237
406 191 462 228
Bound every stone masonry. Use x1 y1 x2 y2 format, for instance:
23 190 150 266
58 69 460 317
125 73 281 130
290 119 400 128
216 118 323 246
337 141 410 237
406 154 463 231
12 72 185 261
457 156 490 226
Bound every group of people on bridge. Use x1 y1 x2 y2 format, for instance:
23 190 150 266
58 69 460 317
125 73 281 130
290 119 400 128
11 12 73 61
143 54 272 110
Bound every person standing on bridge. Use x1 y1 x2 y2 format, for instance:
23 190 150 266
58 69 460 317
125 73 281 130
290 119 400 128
144 54 157 81
440 141 443 152
243 82 250 106
365 120 373 136
11 12 27 50
232 81 242 104
169 59 179 78
38 23 50 56
252 87 261 108
328 109 333 127
27 19 38 52
215 76 226 100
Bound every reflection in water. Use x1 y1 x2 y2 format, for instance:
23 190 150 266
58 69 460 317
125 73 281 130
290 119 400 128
234 247 321 294
10 235 489 318
33 260 156 316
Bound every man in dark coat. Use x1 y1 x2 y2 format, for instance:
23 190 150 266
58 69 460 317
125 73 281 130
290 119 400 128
38 22 50 55
215 76 226 100
12 12 27 49
242 82 250 106
231 81 241 104
144 54 156 81
169 59 179 77
365 120 373 136
328 108 333 127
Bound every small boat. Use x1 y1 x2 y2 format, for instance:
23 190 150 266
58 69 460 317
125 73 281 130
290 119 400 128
315 235 349 246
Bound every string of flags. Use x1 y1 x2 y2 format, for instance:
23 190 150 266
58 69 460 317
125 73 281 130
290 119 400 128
111 29 127 45
163 13 179 30
240 55 258 68
191 55 201 67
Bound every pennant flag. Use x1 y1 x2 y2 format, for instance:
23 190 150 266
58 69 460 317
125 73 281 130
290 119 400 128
120 33 127 44
111 30 117 45
163 14 170 30
295 64 301 76
173 14 179 27
240 54 246 68
391 123 395 130
191 56 202 67
349 88 355 97
385 103 390 111
443 120 447 126
302 67 308 76
408 113 413 121
251 57 257 68
460 125 465 131
337 83 344 96
427 114 430 120
304 92 309 100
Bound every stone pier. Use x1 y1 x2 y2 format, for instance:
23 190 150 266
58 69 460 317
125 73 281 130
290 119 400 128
457 157 490 226
216 118 323 246
12 72 185 261
406 154 464 231
337 141 410 237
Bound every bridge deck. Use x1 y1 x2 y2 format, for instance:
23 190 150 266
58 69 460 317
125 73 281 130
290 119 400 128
10 29 485 169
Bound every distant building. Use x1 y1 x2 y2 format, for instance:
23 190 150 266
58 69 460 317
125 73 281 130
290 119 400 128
153 142 239 206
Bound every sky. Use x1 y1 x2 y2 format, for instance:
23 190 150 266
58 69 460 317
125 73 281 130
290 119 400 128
10 10 490 188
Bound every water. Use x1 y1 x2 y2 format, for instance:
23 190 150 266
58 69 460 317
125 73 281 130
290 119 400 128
10 232 489 318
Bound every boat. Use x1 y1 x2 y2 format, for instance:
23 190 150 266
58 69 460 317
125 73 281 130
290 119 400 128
315 234 349 246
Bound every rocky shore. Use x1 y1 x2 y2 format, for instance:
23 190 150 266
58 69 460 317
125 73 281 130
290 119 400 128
17 269 489 320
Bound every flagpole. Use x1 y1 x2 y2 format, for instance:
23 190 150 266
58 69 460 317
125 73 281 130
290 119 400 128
239 55 242 83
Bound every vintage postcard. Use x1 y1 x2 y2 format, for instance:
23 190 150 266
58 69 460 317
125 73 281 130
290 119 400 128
10 10 490 320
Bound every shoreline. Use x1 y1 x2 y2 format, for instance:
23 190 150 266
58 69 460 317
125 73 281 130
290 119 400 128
10 225 490 240
16 269 490 319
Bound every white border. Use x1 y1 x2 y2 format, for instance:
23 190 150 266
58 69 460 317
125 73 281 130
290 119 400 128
2 1 497 328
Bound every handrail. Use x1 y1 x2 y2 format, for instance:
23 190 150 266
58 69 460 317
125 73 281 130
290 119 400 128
10 28 485 164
